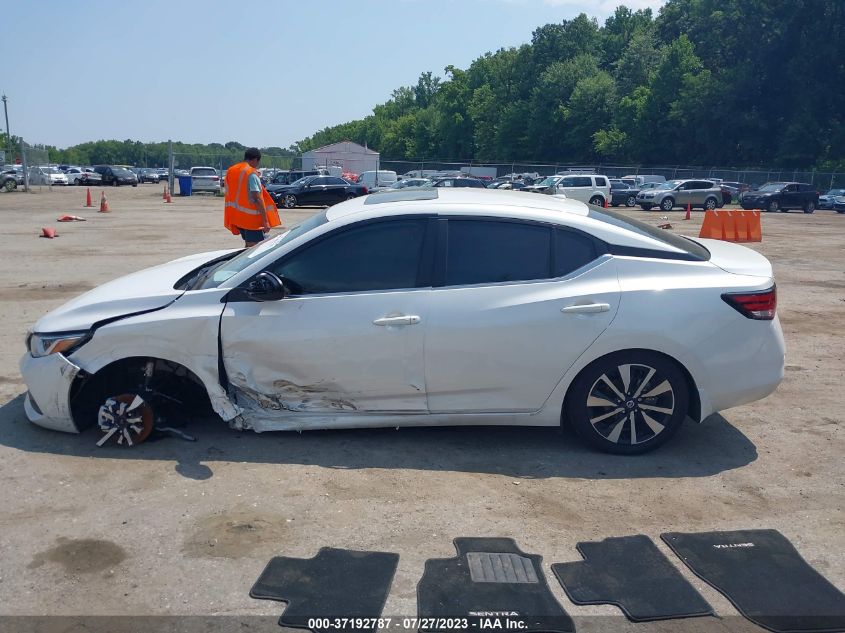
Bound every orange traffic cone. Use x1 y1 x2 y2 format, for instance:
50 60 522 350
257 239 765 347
164 189 172 203
85 187 92 208
604 197 609 208
685 203 691 220
162 184 168 200
40 227 57 239
99 191 110 213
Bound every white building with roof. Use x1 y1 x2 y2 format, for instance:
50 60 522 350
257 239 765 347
301 141 379 175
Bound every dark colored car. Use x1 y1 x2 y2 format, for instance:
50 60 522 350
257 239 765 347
819 188 845 210
609 180 639 207
267 175 367 209
93 165 138 187
740 182 819 213
430 177 487 188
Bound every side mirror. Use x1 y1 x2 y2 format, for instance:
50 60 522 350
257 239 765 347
246 271 288 302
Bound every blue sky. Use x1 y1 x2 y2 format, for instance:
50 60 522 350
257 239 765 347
4 0 665 149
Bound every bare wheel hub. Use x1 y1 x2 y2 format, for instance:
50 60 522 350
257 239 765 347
97 394 154 447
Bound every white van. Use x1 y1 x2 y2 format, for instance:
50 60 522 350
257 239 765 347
552 174 611 206
358 170 398 191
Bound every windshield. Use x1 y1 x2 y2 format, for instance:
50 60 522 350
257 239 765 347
536 176 560 187
587 207 710 261
758 183 786 192
657 180 681 190
192 168 216 176
192 211 330 290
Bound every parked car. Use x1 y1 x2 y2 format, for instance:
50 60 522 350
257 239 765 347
358 170 398 191
269 169 326 186
190 166 221 193
637 179 722 211
2 165 24 185
137 168 160 184
551 174 611 206
621 174 666 187
267 175 368 208
740 182 819 213
521 175 564 194
818 189 845 210
608 180 639 207
19 188 785 455
431 177 487 188
721 182 750 199
77 168 103 187
28 166 69 186
0 169 17 191
389 178 431 189
92 165 138 187
714 184 733 206
833 194 845 214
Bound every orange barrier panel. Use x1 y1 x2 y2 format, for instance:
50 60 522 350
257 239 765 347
699 210 761 242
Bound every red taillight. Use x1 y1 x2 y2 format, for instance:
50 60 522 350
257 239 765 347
722 285 777 320
362 186 368 194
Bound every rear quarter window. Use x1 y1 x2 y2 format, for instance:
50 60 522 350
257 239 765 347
586 208 710 261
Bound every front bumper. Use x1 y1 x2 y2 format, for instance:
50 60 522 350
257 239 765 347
19 352 81 433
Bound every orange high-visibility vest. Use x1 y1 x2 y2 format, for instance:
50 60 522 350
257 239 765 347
223 162 281 235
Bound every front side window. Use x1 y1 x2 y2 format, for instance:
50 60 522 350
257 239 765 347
272 219 428 295
445 220 551 286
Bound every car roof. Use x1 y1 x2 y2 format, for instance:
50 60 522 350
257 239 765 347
324 188 691 253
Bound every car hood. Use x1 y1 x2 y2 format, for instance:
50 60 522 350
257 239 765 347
33 249 235 333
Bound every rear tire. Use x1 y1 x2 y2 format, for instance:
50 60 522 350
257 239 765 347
589 195 604 206
565 350 689 455
803 200 815 214
704 197 718 210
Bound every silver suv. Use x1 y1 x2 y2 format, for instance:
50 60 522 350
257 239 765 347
636 179 722 212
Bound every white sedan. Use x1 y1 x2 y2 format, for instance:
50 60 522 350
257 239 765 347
19 188 784 454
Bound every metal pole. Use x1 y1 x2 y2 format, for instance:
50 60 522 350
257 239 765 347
168 140 174 194
2 95 10 160
21 138 29 192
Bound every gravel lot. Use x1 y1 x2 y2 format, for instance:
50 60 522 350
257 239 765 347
0 185 842 632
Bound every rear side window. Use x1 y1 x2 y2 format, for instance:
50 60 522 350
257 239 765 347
595 177 607 187
554 230 598 277
445 220 550 286
272 219 427 294
587 208 710 261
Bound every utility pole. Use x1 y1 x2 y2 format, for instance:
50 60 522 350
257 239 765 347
2 95 10 162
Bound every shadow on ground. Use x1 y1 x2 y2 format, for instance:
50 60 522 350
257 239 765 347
0 393 756 481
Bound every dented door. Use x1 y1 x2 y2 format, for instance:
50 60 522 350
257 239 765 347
221 291 429 413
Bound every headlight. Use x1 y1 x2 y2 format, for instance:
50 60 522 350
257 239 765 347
28 331 90 358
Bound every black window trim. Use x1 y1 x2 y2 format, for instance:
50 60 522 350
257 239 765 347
235 214 437 300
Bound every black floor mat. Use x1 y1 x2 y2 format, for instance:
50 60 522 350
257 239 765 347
417 537 574 633
551 535 713 622
250 547 399 633
662 530 845 633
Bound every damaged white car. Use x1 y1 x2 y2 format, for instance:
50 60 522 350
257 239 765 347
20 188 785 454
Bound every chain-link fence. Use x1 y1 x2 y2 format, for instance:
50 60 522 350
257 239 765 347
378 159 845 190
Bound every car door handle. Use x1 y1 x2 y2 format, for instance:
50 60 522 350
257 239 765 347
373 315 421 326
561 303 610 314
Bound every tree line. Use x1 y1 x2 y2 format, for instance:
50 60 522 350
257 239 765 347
12 0 844 172
294 0 844 170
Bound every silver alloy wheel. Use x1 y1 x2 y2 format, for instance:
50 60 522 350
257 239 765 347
661 197 674 211
626 195 636 207
283 194 297 209
705 197 717 210
585 362 675 446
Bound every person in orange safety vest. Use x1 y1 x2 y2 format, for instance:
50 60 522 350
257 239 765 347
224 147 281 246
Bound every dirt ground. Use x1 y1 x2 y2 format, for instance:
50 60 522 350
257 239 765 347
0 185 842 632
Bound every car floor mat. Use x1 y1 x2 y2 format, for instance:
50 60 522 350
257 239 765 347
551 534 713 622
417 537 574 633
662 530 845 633
250 547 399 633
